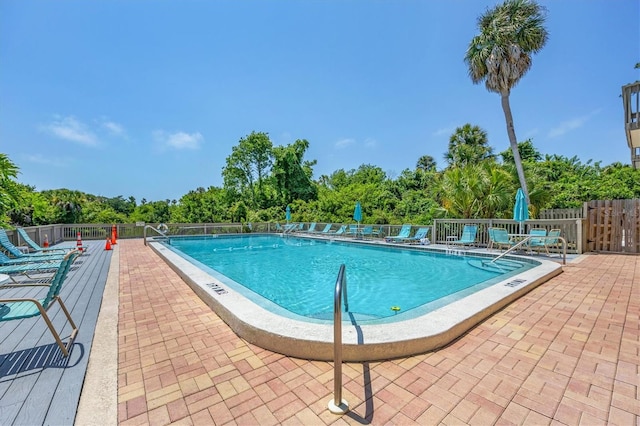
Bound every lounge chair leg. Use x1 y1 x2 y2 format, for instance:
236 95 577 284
37 296 78 357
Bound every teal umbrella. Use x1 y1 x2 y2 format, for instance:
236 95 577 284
353 201 362 225
285 205 291 223
513 188 529 234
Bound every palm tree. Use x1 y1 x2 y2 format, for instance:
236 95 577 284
444 124 494 167
416 155 437 172
465 0 548 204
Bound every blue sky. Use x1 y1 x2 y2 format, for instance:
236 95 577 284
1 0 638 202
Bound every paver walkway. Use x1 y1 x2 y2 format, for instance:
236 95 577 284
117 239 639 425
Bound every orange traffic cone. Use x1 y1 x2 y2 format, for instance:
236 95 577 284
43 234 49 248
111 229 117 245
104 237 112 251
76 231 84 252
112 224 118 241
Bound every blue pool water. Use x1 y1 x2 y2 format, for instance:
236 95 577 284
166 235 534 323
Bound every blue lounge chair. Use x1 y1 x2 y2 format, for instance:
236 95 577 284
305 223 317 233
312 224 332 234
385 224 412 243
401 227 430 244
527 228 547 251
447 225 478 247
487 227 516 251
0 229 65 262
0 251 60 266
16 228 71 253
528 228 554 254
0 252 64 283
329 225 347 235
0 250 81 356
345 225 359 237
540 229 562 256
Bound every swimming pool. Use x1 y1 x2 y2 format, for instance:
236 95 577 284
167 235 533 323
149 234 563 361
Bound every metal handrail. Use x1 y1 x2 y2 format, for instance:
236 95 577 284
143 224 168 246
490 235 568 265
328 264 349 414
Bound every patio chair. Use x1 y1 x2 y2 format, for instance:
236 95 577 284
360 225 373 238
0 249 80 357
345 225 359 237
487 227 516 251
304 223 317 233
447 225 478 248
0 253 64 283
400 227 430 244
527 228 547 253
311 224 332 234
545 229 562 255
0 229 65 262
16 228 71 254
530 228 560 255
385 224 412 243
328 225 347 235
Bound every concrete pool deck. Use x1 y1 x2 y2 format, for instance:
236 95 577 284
107 239 638 425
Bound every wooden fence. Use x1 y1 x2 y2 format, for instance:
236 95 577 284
584 199 640 254
539 208 583 220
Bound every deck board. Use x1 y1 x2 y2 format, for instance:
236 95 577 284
0 241 111 425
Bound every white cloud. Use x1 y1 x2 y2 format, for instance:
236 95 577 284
154 130 203 150
548 109 602 138
43 116 98 146
335 138 355 149
100 119 125 137
25 154 68 167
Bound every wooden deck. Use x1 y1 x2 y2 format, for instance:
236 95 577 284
0 241 112 425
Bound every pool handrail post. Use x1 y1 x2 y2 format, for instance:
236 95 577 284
143 224 168 246
328 264 349 415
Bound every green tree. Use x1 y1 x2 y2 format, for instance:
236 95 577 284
465 0 548 204
8 183 56 226
42 189 88 223
130 200 171 223
416 155 437 172
444 124 494 167
438 163 514 219
0 153 21 226
272 139 318 204
222 131 273 209
500 139 542 163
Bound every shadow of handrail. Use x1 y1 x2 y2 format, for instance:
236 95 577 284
0 343 83 381
345 313 374 424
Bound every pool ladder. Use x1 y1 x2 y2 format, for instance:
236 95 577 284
328 264 349 414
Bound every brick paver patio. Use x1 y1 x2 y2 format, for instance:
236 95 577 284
117 239 639 425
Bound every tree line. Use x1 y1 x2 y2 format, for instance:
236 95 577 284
2 126 639 229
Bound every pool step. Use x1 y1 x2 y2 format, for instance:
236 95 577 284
466 258 524 273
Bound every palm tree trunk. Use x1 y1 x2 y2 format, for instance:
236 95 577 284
501 94 530 204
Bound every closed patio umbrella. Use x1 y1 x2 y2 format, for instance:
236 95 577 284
353 201 362 226
285 205 291 223
513 188 529 234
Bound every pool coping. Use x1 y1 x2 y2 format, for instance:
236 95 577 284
148 237 563 361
